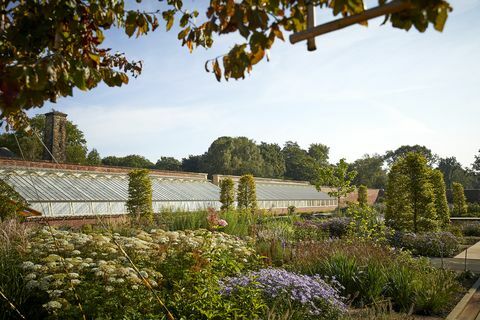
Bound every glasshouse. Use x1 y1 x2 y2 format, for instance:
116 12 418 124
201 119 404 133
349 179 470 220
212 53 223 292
0 159 337 217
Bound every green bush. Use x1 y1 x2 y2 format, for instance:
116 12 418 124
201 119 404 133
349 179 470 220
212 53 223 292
8 227 264 319
126 169 153 222
452 182 468 216
0 180 27 221
460 222 480 237
467 202 480 216
389 231 459 257
237 174 257 214
219 178 235 211
287 239 460 314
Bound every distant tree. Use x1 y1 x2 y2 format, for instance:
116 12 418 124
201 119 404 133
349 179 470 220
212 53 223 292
437 157 464 189
0 114 88 163
154 157 182 171
126 169 153 222
357 185 368 207
282 141 317 182
181 154 206 173
315 158 357 214
385 152 438 232
430 169 450 227
350 154 387 189
308 143 330 167
385 145 438 167
237 174 257 214
258 142 286 178
204 137 264 176
102 155 154 168
472 150 480 185
86 149 102 166
452 182 468 217
219 177 235 212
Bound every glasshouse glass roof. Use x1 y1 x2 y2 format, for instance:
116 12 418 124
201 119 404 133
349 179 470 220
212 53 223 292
0 159 336 217
256 183 332 201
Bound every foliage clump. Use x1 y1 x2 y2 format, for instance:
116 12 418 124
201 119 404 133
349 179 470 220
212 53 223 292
385 152 444 232
345 204 386 242
0 179 27 221
315 158 357 214
452 182 468 216
237 174 257 214
220 268 346 320
126 169 153 222
219 177 235 211
357 185 368 207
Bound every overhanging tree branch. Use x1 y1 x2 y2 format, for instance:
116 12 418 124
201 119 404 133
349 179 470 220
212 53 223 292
290 0 413 45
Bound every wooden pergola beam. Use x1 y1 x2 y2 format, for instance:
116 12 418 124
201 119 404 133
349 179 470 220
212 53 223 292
290 0 413 45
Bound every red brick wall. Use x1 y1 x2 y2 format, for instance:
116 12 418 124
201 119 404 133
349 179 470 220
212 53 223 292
0 157 207 179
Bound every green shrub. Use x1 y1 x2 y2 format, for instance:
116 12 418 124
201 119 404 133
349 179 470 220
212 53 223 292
13 227 263 319
460 222 480 237
126 169 153 222
237 174 257 214
385 264 418 312
357 185 368 207
287 239 461 314
319 253 360 302
219 178 235 211
0 179 27 221
467 202 480 216
345 204 387 242
0 220 47 320
415 268 460 315
389 231 459 257
452 182 468 216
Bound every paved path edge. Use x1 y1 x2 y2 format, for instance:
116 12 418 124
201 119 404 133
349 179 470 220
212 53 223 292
446 276 480 320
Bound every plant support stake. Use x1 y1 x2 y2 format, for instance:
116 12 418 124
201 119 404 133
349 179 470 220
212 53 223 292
290 0 412 45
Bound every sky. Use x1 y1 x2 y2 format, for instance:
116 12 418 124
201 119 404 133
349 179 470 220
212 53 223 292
31 0 480 167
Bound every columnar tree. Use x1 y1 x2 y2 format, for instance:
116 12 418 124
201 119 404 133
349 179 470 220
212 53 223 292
357 185 368 207
315 158 357 214
237 174 257 214
219 177 235 212
126 169 153 222
385 152 438 232
385 162 414 231
452 182 468 216
430 169 450 227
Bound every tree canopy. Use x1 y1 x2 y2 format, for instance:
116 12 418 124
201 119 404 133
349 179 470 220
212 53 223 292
1 0 452 128
102 154 154 168
204 136 265 176
154 156 182 171
350 154 387 189
384 145 438 167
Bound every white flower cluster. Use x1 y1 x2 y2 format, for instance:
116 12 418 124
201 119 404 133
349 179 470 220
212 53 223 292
22 227 256 314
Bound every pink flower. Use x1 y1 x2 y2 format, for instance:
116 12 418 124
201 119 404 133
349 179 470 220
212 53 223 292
217 219 228 227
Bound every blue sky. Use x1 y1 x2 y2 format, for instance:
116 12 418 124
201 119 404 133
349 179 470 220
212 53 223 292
35 0 479 167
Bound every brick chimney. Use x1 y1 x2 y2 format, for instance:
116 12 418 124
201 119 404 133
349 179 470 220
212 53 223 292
43 111 67 162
